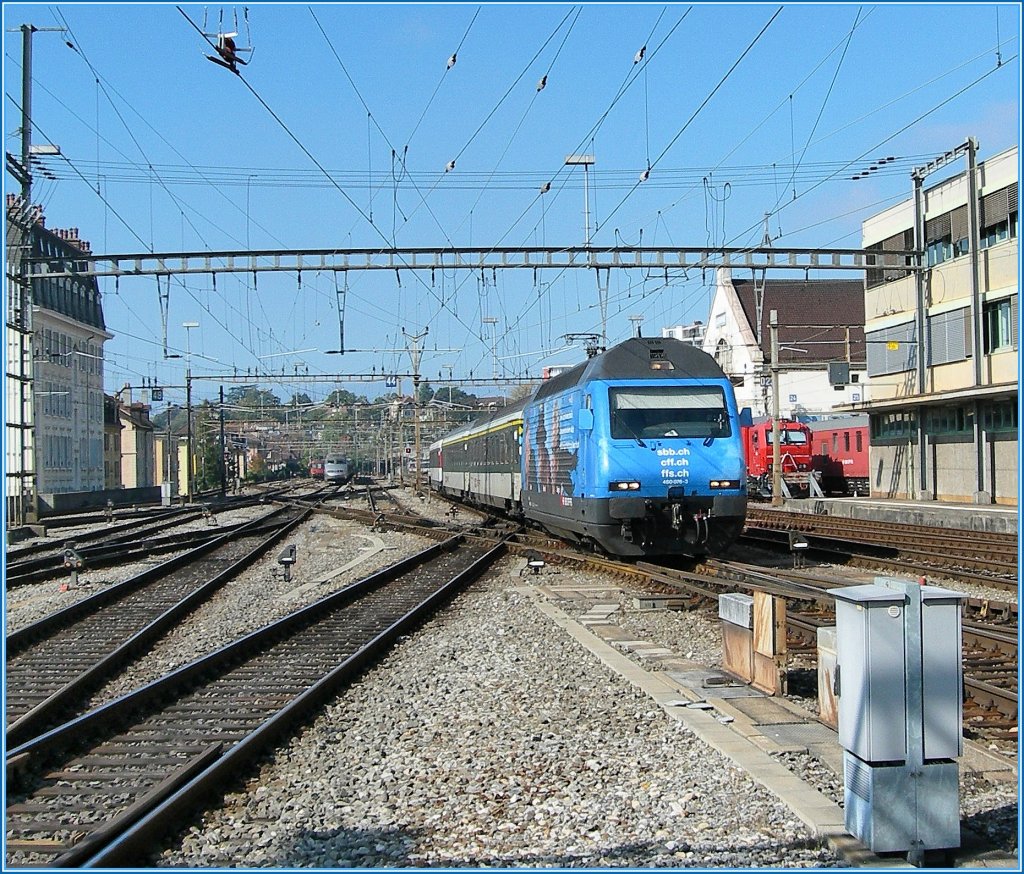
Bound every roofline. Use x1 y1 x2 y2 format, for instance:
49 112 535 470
833 381 1017 414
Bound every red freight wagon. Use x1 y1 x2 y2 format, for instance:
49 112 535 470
809 415 869 496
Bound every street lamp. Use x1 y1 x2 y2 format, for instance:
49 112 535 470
183 321 199 501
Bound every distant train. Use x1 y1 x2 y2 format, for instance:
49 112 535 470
809 415 870 496
741 418 815 498
429 337 747 557
309 459 324 479
323 454 352 483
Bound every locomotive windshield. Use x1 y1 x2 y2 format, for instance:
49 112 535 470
610 386 731 439
763 428 808 445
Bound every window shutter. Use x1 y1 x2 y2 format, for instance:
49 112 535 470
980 186 1010 228
867 322 916 376
925 212 950 243
868 229 914 286
1008 182 1018 215
949 205 968 244
927 309 969 365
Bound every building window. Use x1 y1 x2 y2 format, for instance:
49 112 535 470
925 405 974 436
983 298 1013 353
715 338 733 375
871 411 917 440
982 399 1018 433
926 237 952 266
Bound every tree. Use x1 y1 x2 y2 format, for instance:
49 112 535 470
444 386 481 406
416 380 434 404
289 392 313 407
326 388 361 408
193 401 224 491
508 383 539 403
224 386 282 421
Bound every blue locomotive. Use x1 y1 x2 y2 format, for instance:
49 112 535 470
428 337 747 557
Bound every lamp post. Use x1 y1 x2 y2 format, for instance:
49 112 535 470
183 321 199 501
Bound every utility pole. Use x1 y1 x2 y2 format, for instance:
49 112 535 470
402 326 428 495
183 321 199 501
219 385 226 497
6 23 64 527
770 309 782 506
910 137 979 501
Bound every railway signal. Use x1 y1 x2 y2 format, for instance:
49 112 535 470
61 546 84 590
277 544 297 582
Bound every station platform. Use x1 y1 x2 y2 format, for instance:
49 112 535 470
767 496 1018 536
525 577 1019 869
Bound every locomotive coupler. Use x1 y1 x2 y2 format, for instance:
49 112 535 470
670 503 684 530
693 510 710 544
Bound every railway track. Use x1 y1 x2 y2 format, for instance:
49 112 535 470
5 507 200 564
744 507 1018 588
319 488 1019 738
5 537 502 868
5 504 310 748
508 538 1019 737
5 515 254 588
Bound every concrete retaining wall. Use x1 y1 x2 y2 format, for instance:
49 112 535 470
35 486 161 516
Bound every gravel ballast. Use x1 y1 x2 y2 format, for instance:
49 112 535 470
158 561 842 868
8 489 1015 866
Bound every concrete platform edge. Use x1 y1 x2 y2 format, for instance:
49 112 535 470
525 588 911 869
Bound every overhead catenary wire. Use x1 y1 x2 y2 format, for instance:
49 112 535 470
598 6 784 238
35 16 303 366
767 6 863 232
176 6 491 362
403 5 481 148
726 51 1020 247
448 5 583 240
309 6 460 249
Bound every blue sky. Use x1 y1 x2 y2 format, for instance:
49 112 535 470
4 2 1020 405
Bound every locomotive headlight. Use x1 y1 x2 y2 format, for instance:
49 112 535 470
709 479 740 489
609 481 641 491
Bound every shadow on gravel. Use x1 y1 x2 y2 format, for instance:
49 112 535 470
271 826 834 868
961 802 1019 853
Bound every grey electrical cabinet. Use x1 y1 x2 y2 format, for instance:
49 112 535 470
833 585 907 762
920 589 964 759
829 578 965 860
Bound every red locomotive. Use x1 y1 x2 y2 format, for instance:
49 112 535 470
808 415 869 496
741 418 815 498
309 459 324 479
